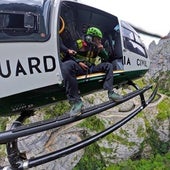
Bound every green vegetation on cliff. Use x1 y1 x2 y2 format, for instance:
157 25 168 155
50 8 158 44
106 153 170 170
157 71 170 96
157 97 170 121
74 143 106 170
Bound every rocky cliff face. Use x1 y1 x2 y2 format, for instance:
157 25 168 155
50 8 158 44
148 33 170 77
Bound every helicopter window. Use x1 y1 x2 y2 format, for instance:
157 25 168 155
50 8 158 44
122 27 147 57
123 37 135 52
122 27 134 40
123 37 146 57
131 41 146 56
0 0 51 42
0 13 37 33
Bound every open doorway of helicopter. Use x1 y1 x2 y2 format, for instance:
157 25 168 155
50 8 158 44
59 1 148 72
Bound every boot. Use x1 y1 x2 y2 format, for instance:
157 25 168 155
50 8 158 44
108 91 123 102
69 100 83 117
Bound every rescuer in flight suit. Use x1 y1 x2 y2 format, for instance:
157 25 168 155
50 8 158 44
62 27 122 117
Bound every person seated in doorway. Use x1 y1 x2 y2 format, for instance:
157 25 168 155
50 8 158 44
62 27 123 117
59 37 77 62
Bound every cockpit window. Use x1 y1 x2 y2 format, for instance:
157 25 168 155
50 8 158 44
0 13 37 33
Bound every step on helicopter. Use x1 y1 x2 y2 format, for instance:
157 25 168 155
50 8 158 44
0 0 160 169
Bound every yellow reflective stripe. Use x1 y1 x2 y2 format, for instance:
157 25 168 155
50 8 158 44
77 39 83 49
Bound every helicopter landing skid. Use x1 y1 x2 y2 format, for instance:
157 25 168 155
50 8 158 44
4 111 34 170
1 82 158 170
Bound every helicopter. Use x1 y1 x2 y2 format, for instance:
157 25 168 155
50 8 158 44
0 0 159 169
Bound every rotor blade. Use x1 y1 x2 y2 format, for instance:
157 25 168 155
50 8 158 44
130 24 162 39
